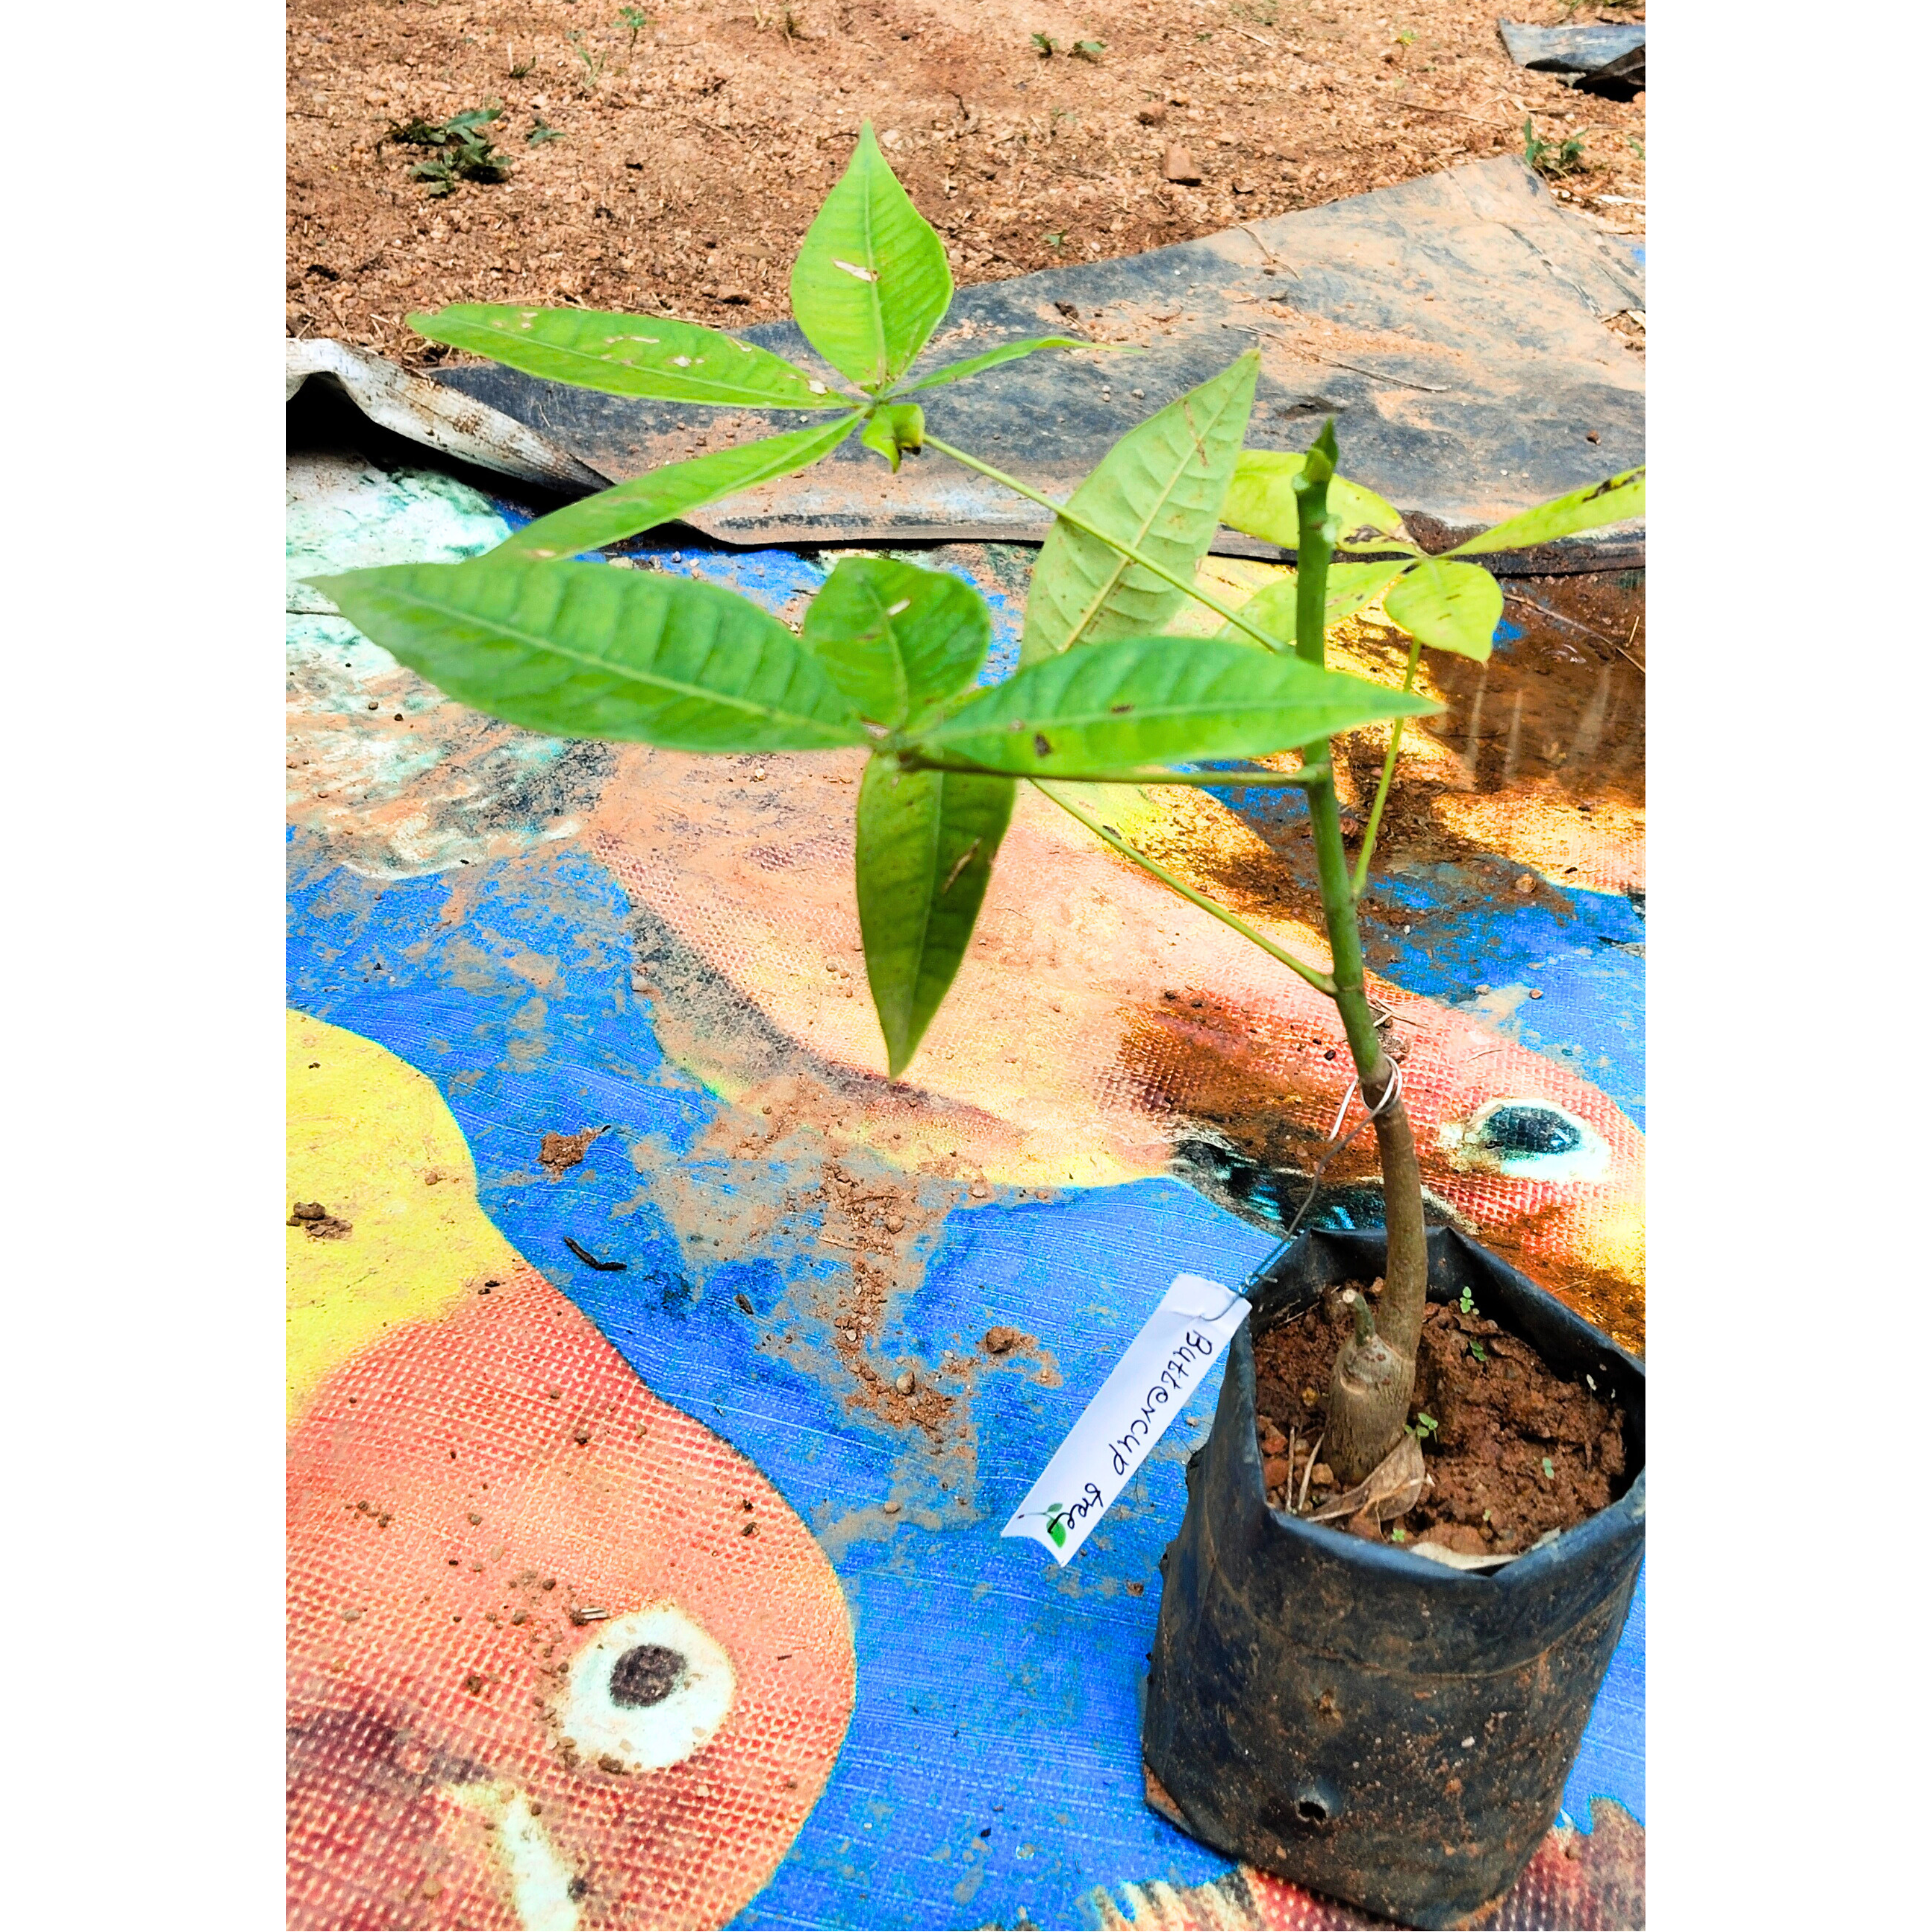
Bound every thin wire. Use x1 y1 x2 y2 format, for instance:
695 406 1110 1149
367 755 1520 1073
1242 1061 1407 1284
1325 1076 1360 1144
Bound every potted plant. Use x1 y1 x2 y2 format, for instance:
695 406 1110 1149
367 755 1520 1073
311 129 1645 1927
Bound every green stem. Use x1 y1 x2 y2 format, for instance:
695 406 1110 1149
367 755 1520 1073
1289 443 1384 1074
921 432 1289 655
896 754 1330 791
1294 425 1428 1485
1032 780 1338 998
1350 633 1421 898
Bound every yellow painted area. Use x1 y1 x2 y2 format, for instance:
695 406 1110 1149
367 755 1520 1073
287 1010 524 1421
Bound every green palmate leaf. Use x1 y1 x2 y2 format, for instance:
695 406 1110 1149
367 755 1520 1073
910 634 1436 776
410 303 850 410
898 337 1132 393
791 121 953 391
1221 451 1419 554
311 559 867 751
1382 559 1503 661
1213 559 1410 647
1020 353 1259 666
1447 465 1645 556
859 403 925 472
855 755 1015 1077
803 557 989 728
494 417 862 561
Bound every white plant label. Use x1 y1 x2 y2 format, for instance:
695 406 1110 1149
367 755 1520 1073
1001 1274 1251 1567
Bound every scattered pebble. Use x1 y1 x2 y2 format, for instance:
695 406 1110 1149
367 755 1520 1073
895 1370 916 1395
882 1499 901 1516
984 1326 1023 1356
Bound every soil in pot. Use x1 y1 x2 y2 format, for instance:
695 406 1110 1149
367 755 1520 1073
1251 1279 1629 1555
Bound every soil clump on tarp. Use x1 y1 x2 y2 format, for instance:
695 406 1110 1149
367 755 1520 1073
287 1 1645 366
1251 1279 1627 1553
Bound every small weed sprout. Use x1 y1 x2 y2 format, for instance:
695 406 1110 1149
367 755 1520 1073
568 29 607 89
1523 117 1587 181
1030 32 1056 57
528 116 565 145
619 6 650 47
386 106 512 196
1073 39 1106 61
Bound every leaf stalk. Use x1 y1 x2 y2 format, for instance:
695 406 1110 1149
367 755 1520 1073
1032 780 1337 997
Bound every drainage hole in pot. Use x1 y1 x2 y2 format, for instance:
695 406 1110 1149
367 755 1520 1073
1263 1782 1342 1836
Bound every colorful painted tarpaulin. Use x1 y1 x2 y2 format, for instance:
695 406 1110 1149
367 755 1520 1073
286 442 1643 1930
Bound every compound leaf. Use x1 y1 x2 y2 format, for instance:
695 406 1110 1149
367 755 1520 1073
911 634 1436 775
1446 466 1645 556
1221 451 1419 554
493 417 860 561
1382 559 1503 661
855 755 1014 1077
898 337 1133 393
310 559 868 750
803 557 990 728
791 122 952 390
1020 353 1258 665
1214 558 1411 647
411 302 849 409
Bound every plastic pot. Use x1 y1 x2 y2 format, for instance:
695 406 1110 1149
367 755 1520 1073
1141 1226 1645 1929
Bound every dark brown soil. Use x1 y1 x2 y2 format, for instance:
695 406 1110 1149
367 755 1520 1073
1251 1280 1626 1556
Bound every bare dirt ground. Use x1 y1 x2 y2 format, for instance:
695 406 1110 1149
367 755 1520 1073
287 1 1644 365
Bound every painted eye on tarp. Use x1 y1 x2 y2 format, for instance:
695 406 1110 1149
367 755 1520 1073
1437 1098 1610 1183
556 1602 737 1774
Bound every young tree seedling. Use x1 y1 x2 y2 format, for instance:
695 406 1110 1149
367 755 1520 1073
315 127 1643 1495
